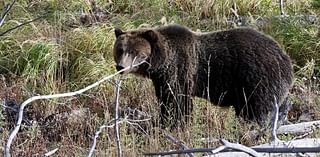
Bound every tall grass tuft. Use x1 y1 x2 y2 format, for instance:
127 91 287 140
64 26 116 89
262 17 320 74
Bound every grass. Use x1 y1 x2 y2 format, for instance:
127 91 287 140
262 17 320 73
1 0 320 156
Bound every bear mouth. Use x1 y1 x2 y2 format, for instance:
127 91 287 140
116 65 138 74
116 65 125 74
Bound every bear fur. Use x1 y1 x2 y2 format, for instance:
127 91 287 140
113 24 293 127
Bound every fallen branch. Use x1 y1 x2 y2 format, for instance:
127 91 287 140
144 139 261 156
4 61 145 157
277 120 320 135
144 143 320 156
210 146 226 154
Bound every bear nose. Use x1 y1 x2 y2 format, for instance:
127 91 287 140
116 65 125 71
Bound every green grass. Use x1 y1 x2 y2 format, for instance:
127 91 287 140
262 17 320 73
1 0 320 156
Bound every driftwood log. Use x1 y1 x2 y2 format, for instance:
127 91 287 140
277 120 320 135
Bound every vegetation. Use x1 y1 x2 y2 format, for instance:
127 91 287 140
1 0 320 156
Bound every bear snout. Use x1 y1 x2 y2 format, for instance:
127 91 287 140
116 65 125 73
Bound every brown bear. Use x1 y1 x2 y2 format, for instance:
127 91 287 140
113 24 293 127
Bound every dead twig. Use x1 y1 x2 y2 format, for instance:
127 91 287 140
0 0 47 37
206 55 212 102
210 146 226 154
162 131 194 157
1 103 16 112
0 15 44 36
125 117 151 136
87 118 127 157
114 80 122 157
0 0 16 27
87 116 151 157
279 0 285 16
44 148 59 157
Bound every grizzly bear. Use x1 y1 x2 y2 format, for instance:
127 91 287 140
113 24 293 127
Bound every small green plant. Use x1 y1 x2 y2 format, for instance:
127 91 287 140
313 0 320 9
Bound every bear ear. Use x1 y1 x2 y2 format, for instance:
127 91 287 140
141 30 158 43
115 28 124 38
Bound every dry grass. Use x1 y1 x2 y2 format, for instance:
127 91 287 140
1 0 320 156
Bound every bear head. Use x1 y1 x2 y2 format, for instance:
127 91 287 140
113 28 165 76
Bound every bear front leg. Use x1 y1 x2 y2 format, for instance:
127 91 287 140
153 79 193 128
176 79 194 127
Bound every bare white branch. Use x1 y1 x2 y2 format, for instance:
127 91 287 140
279 0 285 16
87 123 109 157
87 116 151 157
271 96 280 143
87 118 126 157
114 80 122 157
126 118 151 123
206 54 212 102
125 118 150 135
220 139 261 157
1 103 16 111
210 146 226 154
44 148 59 157
0 0 17 27
4 61 145 157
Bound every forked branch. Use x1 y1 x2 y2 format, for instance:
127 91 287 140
4 61 145 157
